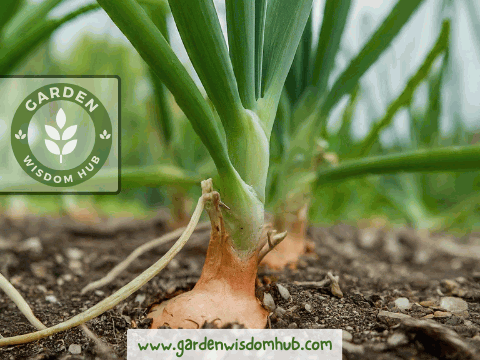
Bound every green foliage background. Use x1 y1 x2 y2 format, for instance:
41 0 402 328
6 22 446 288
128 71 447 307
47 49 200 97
0 0 479 235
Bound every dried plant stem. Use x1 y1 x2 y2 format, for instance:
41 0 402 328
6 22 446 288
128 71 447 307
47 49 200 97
0 190 207 347
257 230 288 263
0 272 46 330
81 221 210 294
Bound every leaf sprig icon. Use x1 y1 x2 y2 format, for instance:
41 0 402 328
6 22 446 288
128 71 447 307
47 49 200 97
15 130 26 140
100 130 111 139
45 108 77 164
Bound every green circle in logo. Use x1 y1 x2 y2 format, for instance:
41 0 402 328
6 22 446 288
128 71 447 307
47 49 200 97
11 83 112 187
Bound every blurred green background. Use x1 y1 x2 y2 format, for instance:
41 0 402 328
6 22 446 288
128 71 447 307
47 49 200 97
0 0 479 235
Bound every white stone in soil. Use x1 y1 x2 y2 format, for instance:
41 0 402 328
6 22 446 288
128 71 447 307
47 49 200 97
69 344 81 354
343 342 364 354
387 332 409 347
394 297 411 310
66 248 83 260
275 307 286 317
135 294 146 305
19 237 42 254
45 295 58 304
342 330 353 342
440 297 468 313
277 284 290 301
263 293 276 312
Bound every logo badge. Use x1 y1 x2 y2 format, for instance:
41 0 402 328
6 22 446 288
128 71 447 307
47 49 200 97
2 77 120 193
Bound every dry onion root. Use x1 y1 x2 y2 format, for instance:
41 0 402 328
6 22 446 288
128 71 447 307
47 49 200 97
0 272 46 330
0 185 210 347
81 221 210 294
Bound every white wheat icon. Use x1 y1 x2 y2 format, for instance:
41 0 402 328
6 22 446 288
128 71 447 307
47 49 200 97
45 108 77 164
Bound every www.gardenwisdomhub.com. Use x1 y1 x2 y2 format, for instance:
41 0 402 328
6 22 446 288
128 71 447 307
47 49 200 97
138 336 333 357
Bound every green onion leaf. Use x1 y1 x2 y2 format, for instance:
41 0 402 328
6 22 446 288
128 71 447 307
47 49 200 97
311 0 352 93
315 145 480 186
97 0 233 176
226 0 256 109
169 0 245 131
261 0 314 129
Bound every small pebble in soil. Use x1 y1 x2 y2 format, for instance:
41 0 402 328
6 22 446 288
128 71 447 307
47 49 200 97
55 254 64 264
434 311 452 318
342 330 353 342
68 344 82 355
31 263 48 278
167 259 180 270
277 284 290 301
66 248 83 260
288 323 298 329
263 293 276 312
420 300 437 308
18 237 42 254
45 295 58 304
304 303 312 312
343 342 364 354
135 294 146 305
440 297 468 313
394 297 411 311
275 307 286 318
387 332 409 347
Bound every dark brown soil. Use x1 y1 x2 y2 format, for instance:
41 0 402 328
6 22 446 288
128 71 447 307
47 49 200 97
1 214 479 359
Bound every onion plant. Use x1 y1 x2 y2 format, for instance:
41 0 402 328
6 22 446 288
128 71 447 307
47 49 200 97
96 0 314 328
2 0 477 333
262 1 480 266
93 0 480 328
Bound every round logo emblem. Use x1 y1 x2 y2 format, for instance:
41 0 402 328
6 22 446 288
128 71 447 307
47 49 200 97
11 83 112 187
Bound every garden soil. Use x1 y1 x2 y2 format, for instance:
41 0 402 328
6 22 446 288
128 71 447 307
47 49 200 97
1 214 480 359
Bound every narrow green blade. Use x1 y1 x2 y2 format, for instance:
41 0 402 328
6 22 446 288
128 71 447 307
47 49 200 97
285 40 305 103
0 0 22 36
302 14 313 89
285 13 313 104
96 0 233 176
168 0 245 131
226 0 256 109
311 0 352 93
356 21 450 156
0 3 99 74
255 0 267 99
145 2 174 146
272 89 292 157
420 47 449 147
320 0 425 119
2 0 63 46
315 145 480 186
261 0 314 129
